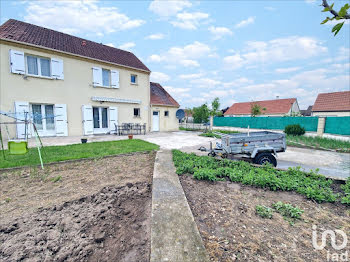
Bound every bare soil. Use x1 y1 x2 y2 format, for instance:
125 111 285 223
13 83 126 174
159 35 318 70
179 174 350 262
0 152 156 262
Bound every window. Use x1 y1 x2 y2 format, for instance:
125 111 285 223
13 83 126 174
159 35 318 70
26 55 51 77
102 69 110 87
31 104 55 134
164 111 169 117
134 108 140 117
131 74 137 84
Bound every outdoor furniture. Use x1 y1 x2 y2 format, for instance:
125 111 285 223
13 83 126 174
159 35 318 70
114 123 146 135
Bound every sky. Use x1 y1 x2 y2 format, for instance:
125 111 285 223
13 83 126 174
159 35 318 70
1 0 349 110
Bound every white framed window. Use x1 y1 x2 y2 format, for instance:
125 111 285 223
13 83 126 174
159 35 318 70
26 55 51 77
93 107 109 132
131 74 138 84
134 108 140 117
102 69 111 87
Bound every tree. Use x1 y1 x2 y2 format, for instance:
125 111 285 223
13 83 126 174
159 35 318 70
210 97 222 117
251 103 262 117
321 0 350 36
193 104 210 123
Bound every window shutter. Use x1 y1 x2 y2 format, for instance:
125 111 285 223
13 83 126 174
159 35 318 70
9 50 25 75
51 58 64 79
111 70 119 88
92 67 102 86
14 101 30 139
82 105 94 135
54 104 68 136
109 107 118 133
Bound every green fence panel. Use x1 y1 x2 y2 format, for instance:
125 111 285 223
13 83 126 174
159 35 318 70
324 117 350 136
214 116 318 132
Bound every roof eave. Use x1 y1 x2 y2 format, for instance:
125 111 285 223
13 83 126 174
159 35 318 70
151 103 180 108
0 38 151 74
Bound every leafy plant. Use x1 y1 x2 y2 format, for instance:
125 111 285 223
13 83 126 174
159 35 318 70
321 1 349 36
172 150 343 204
51 175 62 183
341 177 350 205
256 205 273 219
273 201 304 225
251 103 262 117
284 124 305 136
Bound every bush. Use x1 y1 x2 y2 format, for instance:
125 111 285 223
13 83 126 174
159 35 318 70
256 205 273 219
284 124 305 136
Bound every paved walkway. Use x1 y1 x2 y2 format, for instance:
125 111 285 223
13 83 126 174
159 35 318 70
150 149 209 262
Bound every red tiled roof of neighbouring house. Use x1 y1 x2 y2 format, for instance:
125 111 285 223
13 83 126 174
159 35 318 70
150 82 180 107
0 19 150 72
224 98 297 116
312 91 350 112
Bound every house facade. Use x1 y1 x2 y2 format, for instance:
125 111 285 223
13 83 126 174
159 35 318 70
224 98 300 117
0 19 179 139
311 91 350 117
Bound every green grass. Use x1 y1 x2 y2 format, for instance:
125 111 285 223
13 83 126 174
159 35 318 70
0 139 159 169
287 135 350 153
172 150 348 204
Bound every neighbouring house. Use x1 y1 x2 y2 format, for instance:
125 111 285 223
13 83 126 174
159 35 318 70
150 82 180 131
224 98 300 117
311 91 350 117
300 106 313 116
184 111 193 123
0 19 179 139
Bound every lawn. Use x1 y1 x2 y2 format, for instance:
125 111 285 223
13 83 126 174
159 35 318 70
0 139 159 168
286 135 350 153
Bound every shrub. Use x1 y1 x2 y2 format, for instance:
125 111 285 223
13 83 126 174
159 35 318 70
341 177 350 205
256 205 273 219
273 201 303 225
284 124 305 136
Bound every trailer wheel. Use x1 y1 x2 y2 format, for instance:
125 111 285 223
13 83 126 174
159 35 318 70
208 151 216 157
253 153 277 167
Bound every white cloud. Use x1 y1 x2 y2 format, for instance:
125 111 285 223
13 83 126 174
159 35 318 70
235 16 255 28
208 26 233 40
24 1 145 36
149 0 192 17
224 36 327 70
118 42 135 51
105 43 115 47
275 67 302 73
179 73 204 79
145 33 165 40
190 78 221 88
305 0 317 4
151 72 170 82
164 86 191 100
148 41 212 67
236 68 350 107
264 6 276 11
171 12 209 30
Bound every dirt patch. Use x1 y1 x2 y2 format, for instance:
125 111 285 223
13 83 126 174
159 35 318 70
0 183 151 262
180 175 350 262
0 152 155 224
0 152 156 261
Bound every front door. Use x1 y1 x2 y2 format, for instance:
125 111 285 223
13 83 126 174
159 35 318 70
32 104 56 136
93 107 109 134
152 111 160 131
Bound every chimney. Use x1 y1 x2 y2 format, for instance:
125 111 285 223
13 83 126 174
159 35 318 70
276 96 279 99
82 40 86 46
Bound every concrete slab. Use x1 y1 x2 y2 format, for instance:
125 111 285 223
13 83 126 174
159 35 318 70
150 149 209 262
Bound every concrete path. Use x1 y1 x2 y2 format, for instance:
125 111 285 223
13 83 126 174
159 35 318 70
150 149 209 262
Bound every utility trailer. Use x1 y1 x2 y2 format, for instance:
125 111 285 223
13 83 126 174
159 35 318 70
202 131 286 167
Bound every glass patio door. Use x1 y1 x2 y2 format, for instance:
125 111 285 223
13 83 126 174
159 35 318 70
32 104 56 136
93 107 108 134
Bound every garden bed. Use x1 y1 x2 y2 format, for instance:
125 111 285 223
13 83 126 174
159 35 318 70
180 175 350 262
0 151 156 261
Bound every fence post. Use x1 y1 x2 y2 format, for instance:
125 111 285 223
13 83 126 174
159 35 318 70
210 116 213 131
317 117 326 137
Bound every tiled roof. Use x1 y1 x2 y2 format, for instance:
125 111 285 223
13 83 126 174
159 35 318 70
0 19 150 72
224 98 296 116
150 82 180 107
312 91 350 112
